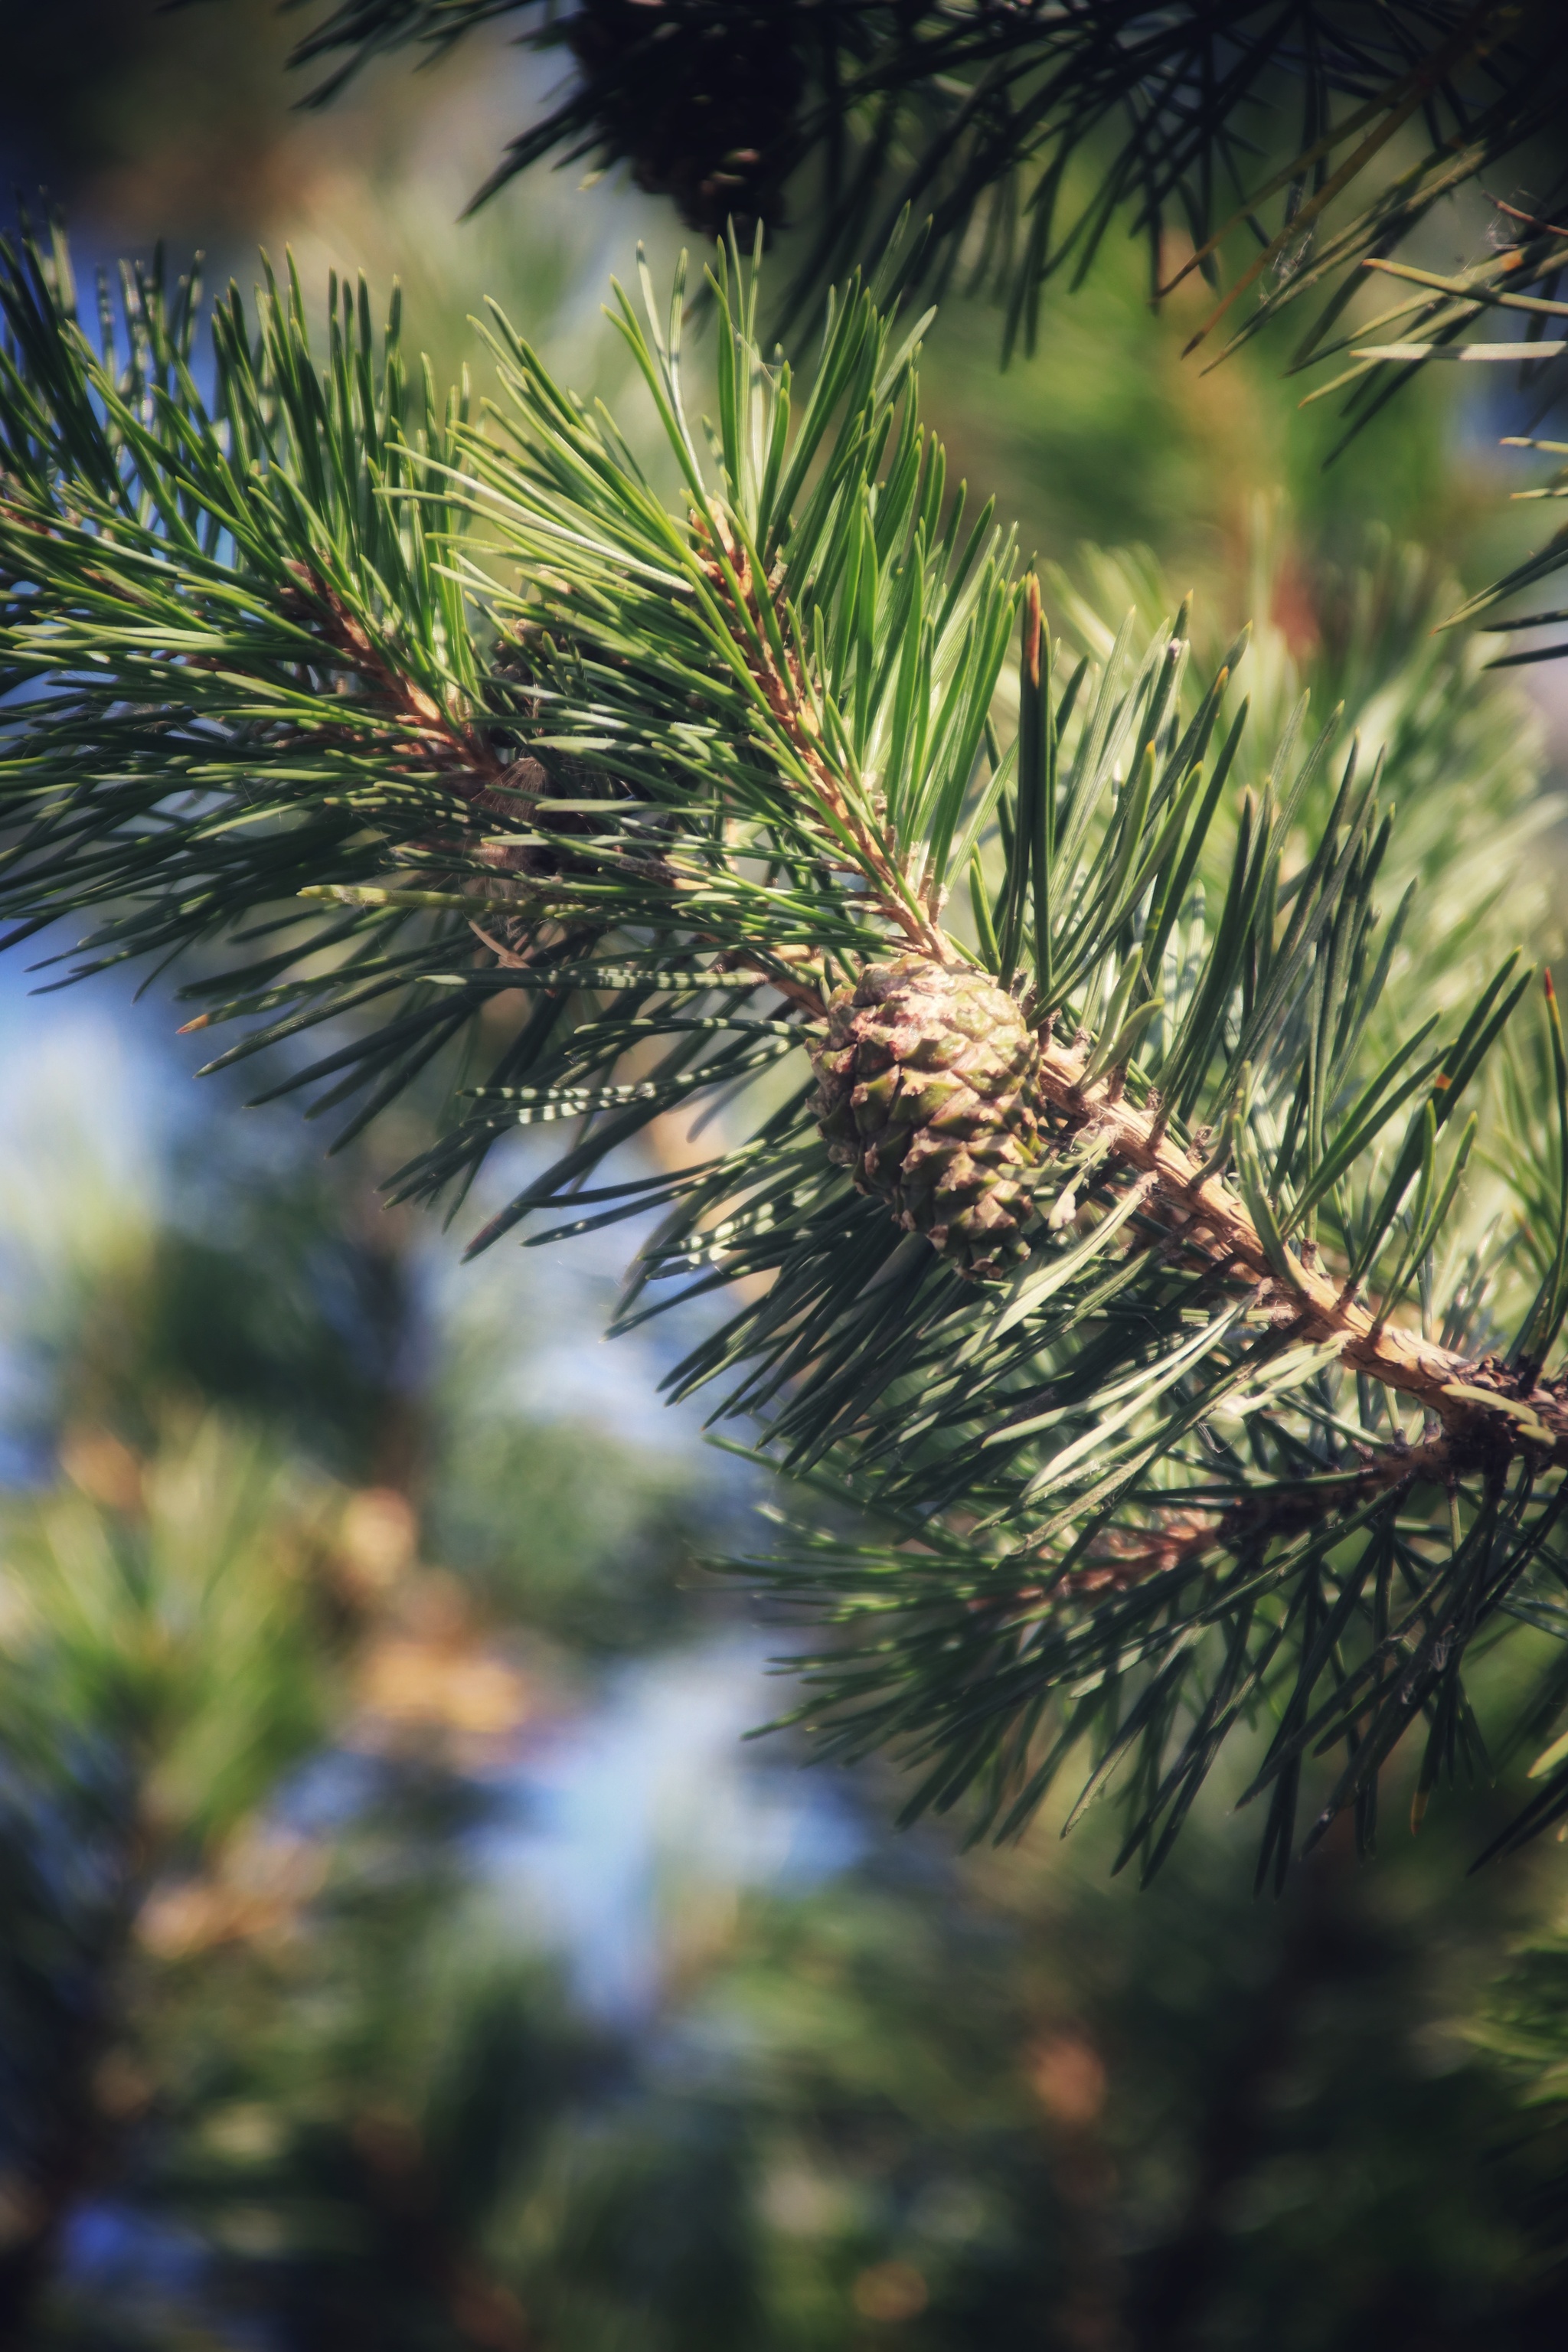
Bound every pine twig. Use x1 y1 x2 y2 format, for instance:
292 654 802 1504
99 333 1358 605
1033 1034 1568 1462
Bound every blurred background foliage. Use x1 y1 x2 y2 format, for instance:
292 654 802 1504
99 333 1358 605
3 2 1568 2345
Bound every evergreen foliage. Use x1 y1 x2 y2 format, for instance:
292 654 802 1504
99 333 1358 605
5 10 1568 2341
198 0 1568 661
0 1413 345 2328
2 215 1566 1873
1289 194 1568 661
0 999 1557 2346
227 2 1568 358
1477 1919 1568 2276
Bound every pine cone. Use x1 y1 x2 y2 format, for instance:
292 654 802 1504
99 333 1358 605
811 956 1043 1279
567 1 806 240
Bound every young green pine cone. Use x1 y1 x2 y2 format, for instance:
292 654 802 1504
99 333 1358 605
810 955 1043 1279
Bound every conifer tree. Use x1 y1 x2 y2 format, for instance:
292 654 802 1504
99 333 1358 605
2 207 1566 1880
7 15 1568 2343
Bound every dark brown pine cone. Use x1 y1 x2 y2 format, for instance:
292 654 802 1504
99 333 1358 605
567 0 807 239
810 954 1044 1279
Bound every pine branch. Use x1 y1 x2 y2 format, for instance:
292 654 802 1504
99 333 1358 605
1053 1432 1455 1599
1028 1021 1568 1456
0 1419 341 2323
1281 198 1568 666
224 3 1568 684
3 222 1566 1869
207 2 1568 368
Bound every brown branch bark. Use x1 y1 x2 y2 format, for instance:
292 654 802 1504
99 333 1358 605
1030 1034 1568 1465
691 511 1568 1484
286 541 1568 1500
281 567 521 815
695 508 950 958
1059 1436 1455 1599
